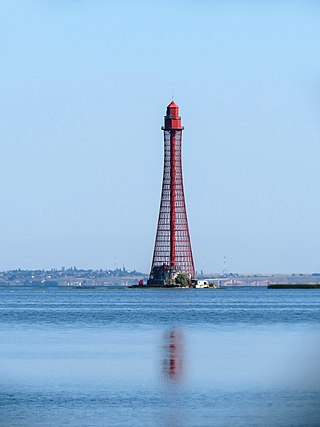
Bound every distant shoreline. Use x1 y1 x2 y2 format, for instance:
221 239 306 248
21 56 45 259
1 269 320 288
268 284 320 289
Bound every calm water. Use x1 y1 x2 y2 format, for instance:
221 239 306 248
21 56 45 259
0 287 320 427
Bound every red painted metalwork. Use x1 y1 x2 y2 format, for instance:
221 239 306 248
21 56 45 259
148 101 195 284
170 129 177 267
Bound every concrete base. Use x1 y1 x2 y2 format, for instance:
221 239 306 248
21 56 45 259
129 284 189 289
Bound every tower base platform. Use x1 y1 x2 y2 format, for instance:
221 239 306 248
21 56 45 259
129 283 191 289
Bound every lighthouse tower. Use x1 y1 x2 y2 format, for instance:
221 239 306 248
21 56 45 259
148 101 195 286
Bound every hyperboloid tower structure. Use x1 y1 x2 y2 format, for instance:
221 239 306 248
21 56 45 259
147 101 195 286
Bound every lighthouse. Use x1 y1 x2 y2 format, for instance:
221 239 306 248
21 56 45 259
147 101 195 286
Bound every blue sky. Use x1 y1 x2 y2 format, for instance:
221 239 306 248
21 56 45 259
0 1 319 273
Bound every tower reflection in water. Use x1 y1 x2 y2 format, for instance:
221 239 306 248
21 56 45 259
160 329 186 427
161 329 184 383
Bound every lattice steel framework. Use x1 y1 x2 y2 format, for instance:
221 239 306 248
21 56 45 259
149 101 195 283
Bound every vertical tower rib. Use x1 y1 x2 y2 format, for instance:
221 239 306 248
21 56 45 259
148 101 195 286
170 130 177 267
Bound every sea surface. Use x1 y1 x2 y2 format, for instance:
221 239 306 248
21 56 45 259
0 286 320 427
